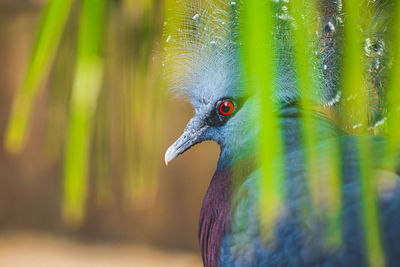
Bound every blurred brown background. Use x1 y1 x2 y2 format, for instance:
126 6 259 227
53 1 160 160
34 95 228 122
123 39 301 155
0 0 219 265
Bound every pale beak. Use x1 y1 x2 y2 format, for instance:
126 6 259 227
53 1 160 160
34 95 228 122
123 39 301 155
165 117 208 165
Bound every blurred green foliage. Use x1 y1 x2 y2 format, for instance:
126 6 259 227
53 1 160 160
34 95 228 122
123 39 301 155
4 0 165 226
5 0 72 153
342 2 384 266
387 2 400 168
241 0 285 242
63 0 106 225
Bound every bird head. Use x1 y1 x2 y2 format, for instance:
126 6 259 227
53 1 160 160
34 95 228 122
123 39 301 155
164 48 258 169
163 1 300 169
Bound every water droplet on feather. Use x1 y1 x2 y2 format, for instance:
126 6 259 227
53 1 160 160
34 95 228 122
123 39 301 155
327 22 335 32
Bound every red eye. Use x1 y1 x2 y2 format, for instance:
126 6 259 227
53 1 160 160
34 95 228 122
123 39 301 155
219 101 234 116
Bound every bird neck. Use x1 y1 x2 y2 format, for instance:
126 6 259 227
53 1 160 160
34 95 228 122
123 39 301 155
199 168 230 267
199 156 258 267
216 126 259 172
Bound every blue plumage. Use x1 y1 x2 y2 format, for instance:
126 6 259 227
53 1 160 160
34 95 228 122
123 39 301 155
164 0 399 266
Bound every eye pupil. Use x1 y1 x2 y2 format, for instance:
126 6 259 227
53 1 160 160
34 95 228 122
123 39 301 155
219 101 234 116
